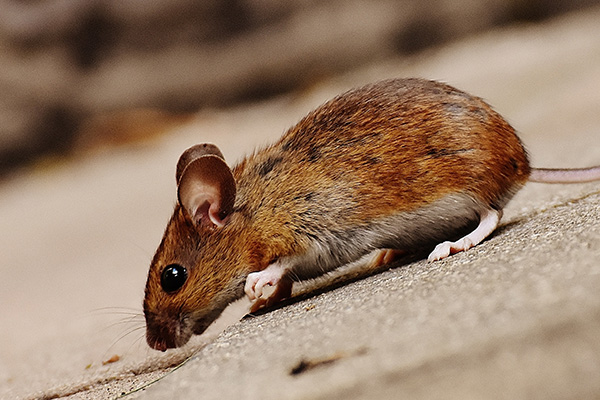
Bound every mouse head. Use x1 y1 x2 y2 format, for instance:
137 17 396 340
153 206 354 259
143 144 249 351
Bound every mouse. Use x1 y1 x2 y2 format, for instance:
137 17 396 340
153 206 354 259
143 78 600 351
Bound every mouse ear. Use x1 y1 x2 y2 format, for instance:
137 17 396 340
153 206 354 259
176 143 226 184
177 154 236 228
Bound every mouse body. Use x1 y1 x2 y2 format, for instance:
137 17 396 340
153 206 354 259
143 78 600 351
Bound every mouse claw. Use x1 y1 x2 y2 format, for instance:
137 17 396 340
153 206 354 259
244 272 266 300
427 208 501 262
245 262 292 311
244 262 287 300
245 271 279 300
427 238 474 262
249 278 293 313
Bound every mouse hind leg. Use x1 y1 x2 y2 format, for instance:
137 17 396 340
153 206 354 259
427 208 502 262
367 249 407 268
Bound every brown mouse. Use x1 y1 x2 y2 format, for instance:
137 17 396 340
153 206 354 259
143 78 600 351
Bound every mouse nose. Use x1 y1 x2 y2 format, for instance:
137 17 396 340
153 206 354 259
145 317 177 351
144 311 190 350
146 333 170 352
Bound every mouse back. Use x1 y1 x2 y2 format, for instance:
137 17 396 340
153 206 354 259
236 78 530 222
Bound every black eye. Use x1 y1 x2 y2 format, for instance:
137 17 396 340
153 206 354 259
160 264 188 293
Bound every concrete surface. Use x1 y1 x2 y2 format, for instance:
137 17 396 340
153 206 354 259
1 6 600 400
140 191 600 400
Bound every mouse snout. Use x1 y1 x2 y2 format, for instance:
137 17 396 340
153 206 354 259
144 310 192 351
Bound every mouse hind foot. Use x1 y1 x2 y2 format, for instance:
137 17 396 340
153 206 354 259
427 208 502 262
368 249 407 268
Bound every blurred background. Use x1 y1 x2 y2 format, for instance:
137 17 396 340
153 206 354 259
1 0 599 176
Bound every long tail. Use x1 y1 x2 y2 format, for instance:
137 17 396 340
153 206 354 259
529 166 600 183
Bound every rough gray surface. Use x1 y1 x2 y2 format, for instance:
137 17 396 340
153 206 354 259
140 191 600 400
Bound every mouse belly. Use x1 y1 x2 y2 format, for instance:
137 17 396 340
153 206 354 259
287 192 488 281
244 192 495 310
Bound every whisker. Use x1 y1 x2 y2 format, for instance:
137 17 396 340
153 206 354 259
118 329 149 358
90 306 143 315
92 305 142 311
127 239 154 261
102 315 145 331
131 333 149 354
103 325 146 359
288 270 301 282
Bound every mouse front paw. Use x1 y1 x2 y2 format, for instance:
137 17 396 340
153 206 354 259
244 262 293 311
245 270 281 300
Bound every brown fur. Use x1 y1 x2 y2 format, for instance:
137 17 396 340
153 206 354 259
144 78 532 350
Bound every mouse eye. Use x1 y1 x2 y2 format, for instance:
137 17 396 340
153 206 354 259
160 264 188 293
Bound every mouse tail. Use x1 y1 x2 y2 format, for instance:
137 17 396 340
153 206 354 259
529 166 600 183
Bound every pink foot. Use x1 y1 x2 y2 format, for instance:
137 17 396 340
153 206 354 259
245 261 293 312
427 237 475 262
428 209 501 262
